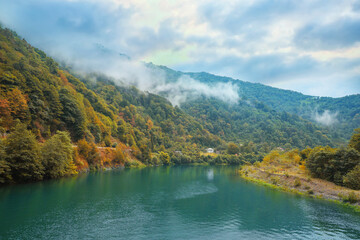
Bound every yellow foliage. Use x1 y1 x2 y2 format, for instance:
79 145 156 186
263 150 280 164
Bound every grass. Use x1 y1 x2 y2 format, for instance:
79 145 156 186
239 168 360 213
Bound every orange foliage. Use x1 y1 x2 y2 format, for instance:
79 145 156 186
146 119 153 131
73 149 89 172
6 88 29 121
58 70 69 85
0 97 13 128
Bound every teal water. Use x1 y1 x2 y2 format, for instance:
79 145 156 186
0 166 360 239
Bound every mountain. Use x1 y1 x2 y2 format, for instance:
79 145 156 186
0 27 223 164
152 64 360 142
0 26 353 172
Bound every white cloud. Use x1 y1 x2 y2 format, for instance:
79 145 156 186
0 0 359 96
313 110 339 126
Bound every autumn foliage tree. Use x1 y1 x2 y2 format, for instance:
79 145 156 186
5 88 29 121
77 139 101 167
0 97 12 129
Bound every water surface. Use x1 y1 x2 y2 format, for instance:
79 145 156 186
0 166 359 239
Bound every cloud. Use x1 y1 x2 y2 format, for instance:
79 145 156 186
295 18 360 50
313 110 338 126
0 0 359 97
73 52 240 106
152 75 239 106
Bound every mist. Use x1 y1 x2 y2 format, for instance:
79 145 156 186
313 110 338 126
67 47 240 106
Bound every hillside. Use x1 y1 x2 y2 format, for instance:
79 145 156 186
154 64 360 141
0 26 352 178
0 27 222 165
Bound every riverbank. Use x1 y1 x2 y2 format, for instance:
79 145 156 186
238 164 360 211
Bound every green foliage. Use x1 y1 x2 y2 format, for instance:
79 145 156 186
294 178 301 187
306 147 360 187
339 192 359 204
159 151 170 165
42 131 76 178
227 142 239 155
343 165 360 190
0 139 11 183
181 97 334 154
176 69 360 143
4 123 44 182
349 128 360 153
59 88 86 141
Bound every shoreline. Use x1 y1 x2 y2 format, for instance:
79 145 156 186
238 165 360 212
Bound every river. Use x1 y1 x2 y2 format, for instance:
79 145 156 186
0 166 359 239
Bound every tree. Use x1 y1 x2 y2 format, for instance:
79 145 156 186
5 123 44 182
306 147 360 185
343 165 360 190
140 144 151 163
113 146 125 164
159 151 170 165
77 139 101 167
0 139 11 183
0 97 13 129
349 128 360 153
59 88 86 141
146 119 153 131
263 150 281 164
42 131 76 178
227 142 239 155
5 88 29 121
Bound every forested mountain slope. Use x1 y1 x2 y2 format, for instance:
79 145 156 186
0 27 221 161
154 64 360 141
0 26 348 169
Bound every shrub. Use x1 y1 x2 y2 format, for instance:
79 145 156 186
270 176 280 185
339 192 359 204
159 151 171 165
294 178 301 187
104 136 111 147
253 161 261 168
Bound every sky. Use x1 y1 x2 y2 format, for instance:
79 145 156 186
0 0 360 97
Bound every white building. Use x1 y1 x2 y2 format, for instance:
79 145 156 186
206 148 214 153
